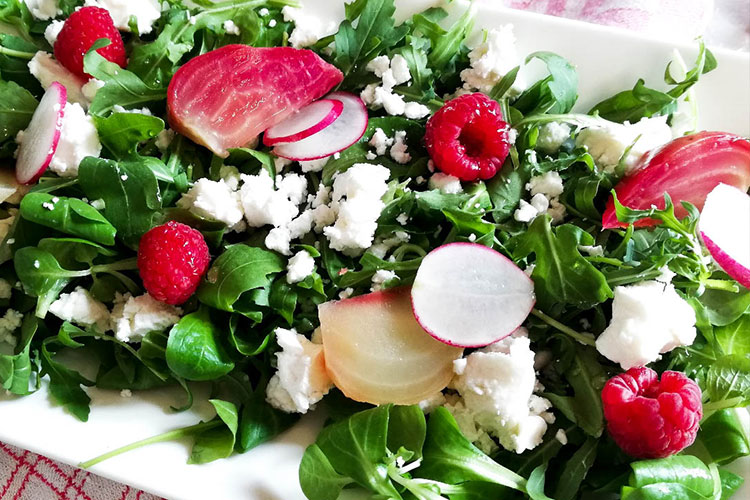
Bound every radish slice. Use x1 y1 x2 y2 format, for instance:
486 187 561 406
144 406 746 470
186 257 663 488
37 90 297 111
15 81 67 185
699 183 750 288
411 243 536 348
263 98 343 146
273 91 368 161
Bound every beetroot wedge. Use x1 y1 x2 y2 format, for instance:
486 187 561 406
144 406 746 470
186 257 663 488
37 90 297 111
602 132 750 229
167 45 343 157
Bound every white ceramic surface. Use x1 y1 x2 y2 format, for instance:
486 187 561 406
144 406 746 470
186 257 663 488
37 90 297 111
1 1 749 499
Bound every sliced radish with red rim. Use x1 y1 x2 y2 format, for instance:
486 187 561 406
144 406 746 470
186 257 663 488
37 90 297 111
411 243 536 348
273 91 368 161
699 183 750 288
263 98 344 146
16 81 67 185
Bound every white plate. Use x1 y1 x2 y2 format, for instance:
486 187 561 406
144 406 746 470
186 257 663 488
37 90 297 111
1 1 749 499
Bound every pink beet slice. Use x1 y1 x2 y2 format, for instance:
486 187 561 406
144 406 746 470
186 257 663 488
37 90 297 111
167 45 343 157
15 81 67 185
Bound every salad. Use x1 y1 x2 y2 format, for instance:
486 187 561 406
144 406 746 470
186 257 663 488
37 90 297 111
1 0 750 499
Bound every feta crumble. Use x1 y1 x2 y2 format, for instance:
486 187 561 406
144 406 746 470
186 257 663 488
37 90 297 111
445 329 554 454
49 286 109 332
286 250 315 284
527 172 564 198
223 20 241 35
460 25 525 96
110 293 182 343
596 280 697 369
84 0 162 35
360 54 429 118
536 122 572 154
240 170 307 229
299 156 330 173
390 130 411 164
43 19 65 46
177 179 244 229
428 173 463 194
369 128 393 156
28 52 89 106
22 0 61 20
266 328 333 413
282 6 338 48
371 269 398 292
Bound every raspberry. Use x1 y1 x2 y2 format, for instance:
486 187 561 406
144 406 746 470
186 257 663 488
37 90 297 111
602 367 702 459
424 93 510 182
137 221 211 305
54 7 127 79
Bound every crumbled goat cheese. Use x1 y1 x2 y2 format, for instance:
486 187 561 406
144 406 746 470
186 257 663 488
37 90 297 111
578 245 604 257
274 156 293 173
403 101 431 119
24 102 101 178
428 173 463 194
529 192 549 213
113 105 152 115
44 19 65 46
596 280 697 369
338 287 354 299
299 156 330 173
240 170 307 229
49 286 110 332
366 55 391 77
368 231 410 259
110 293 182 343
547 199 566 223
83 0 161 34
219 165 242 191
282 6 338 48
0 278 11 299
576 116 672 174
286 250 315 284
323 163 390 256
120 389 132 398
445 329 554 454
390 130 411 164
371 269 398 291
536 122 572 154
266 328 332 413
153 128 175 151
460 25 525 96
369 128 394 156
258 7 269 16
0 309 23 347
223 20 241 35
177 179 244 229
81 78 106 102
555 429 568 445
396 213 409 225
527 171 564 198
28 52 89 106
23 0 61 20
360 54 427 118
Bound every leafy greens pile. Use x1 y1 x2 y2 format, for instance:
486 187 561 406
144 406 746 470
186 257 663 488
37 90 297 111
1 0 748 498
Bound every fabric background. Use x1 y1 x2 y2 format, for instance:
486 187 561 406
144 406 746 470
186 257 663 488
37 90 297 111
1 0 747 499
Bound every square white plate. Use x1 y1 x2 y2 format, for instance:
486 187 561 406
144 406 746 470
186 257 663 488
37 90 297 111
1 1 748 499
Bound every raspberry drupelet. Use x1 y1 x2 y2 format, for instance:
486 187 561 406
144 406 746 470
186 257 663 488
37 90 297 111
137 221 211 305
424 92 511 182
602 366 702 459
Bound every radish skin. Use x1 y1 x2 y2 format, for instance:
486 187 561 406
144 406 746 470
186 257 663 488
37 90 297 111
263 98 344 146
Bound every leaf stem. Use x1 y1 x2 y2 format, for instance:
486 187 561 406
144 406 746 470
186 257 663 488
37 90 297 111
0 44 35 59
531 309 596 346
91 257 139 273
78 420 221 469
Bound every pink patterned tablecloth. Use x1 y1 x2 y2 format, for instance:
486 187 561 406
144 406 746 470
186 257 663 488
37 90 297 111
1 1 747 499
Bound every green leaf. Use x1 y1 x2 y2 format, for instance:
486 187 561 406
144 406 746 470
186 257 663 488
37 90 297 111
334 0 409 79
166 308 235 381
514 217 613 309
197 245 284 312
269 279 298 325
719 469 744 500
697 408 750 465
40 342 94 421
486 161 530 222
394 36 435 102
515 52 578 115
387 405 426 461
706 354 750 406
94 112 165 159
20 193 117 246
553 438 598 500
299 444 354 500
188 399 239 464
699 288 750 327
526 463 554 500
78 157 161 248
238 393 298 452
0 77 37 142
424 6 473 73
0 313 38 395
714 315 750 356
624 455 715 499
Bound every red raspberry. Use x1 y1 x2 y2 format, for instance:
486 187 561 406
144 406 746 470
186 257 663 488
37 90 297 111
54 7 127 79
137 221 211 305
602 367 702 459
424 93 510 182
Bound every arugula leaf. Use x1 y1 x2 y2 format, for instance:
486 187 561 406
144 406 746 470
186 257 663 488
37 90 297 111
166 308 235 381
78 157 161 248
197 244 284 312
421 5 473 73
705 354 750 406
487 161 531 222
40 342 94 421
0 34 41 92
514 52 578 116
394 36 435 102
553 438 598 500
237 391 298 452
0 313 38 395
94 112 165 160
20 193 117 246
699 288 750 327
513 217 613 310
0 77 37 142
696 408 750 465
188 399 239 464
299 444 353 500
0 0 34 42
714 314 750 356
334 0 409 79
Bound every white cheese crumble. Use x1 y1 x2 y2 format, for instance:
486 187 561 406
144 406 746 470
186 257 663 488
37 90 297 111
527 171 564 198
83 0 162 35
575 116 672 174
390 130 411 164
370 269 398 292
445 328 554 454
281 6 338 48
43 19 65 46
120 389 132 398
369 128 393 156
578 245 604 257
223 20 241 35
514 172 566 224
428 173 463 194
177 179 244 230
299 156 330 173
48 286 110 332
596 280 697 370
555 429 568 445
0 309 23 347
110 293 182 343
360 54 429 119
266 328 332 413
286 250 315 284
240 169 307 229
28 52 90 107
536 122 572 154
323 163 390 256
460 25 525 96
22 0 61 20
